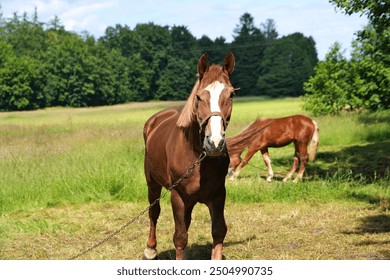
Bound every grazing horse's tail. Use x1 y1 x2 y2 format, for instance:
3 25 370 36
308 120 319 162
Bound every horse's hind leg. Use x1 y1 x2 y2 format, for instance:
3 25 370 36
261 148 274 182
144 180 162 260
293 144 308 183
283 143 300 182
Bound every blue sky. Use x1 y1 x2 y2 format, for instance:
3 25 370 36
1 0 368 60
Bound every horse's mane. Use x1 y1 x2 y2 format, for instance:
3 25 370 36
227 117 274 155
176 65 229 128
176 78 199 128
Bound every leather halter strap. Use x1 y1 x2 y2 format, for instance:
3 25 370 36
197 111 228 133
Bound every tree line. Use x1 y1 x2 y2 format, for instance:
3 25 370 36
0 9 318 111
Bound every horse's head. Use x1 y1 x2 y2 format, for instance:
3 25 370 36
194 51 236 156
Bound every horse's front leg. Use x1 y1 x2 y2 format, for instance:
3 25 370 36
227 155 241 180
207 187 227 260
229 149 257 180
144 181 162 260
171 189 189 260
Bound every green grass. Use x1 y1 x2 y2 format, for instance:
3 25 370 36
0 97 389 260
0 98 389 214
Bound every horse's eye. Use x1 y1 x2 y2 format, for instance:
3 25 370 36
229 92 235 99
196 95 202 102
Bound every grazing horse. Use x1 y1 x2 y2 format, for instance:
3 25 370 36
143 51 236 260
227 115 319 183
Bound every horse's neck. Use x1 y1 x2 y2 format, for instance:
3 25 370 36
183 122 203 154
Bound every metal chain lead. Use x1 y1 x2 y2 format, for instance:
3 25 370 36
69 151 207 260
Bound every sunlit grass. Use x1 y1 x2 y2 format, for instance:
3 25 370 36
1 97 389 215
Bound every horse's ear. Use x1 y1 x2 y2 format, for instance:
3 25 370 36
197 52 209 79
223 51 235 75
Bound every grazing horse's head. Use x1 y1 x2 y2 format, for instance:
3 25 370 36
177 51 236 156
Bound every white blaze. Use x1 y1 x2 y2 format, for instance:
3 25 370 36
205 81 225 147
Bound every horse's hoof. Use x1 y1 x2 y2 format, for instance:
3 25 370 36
143 247 158 260
228 176 235 181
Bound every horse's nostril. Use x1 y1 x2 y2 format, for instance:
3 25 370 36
219 137 226 148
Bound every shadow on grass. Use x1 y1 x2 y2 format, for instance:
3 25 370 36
355 214 390 234
310 141 390 181
252 141 389 184
341 213 390 235
341 214 390 260
157 238 252 260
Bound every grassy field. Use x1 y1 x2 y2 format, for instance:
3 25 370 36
0 97 389 260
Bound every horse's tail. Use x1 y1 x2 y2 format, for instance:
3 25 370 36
308 120 319 162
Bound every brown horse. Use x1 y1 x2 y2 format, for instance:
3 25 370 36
143 51 236 260
227 115 319 183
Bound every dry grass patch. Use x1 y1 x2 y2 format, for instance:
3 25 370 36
1 201 389 260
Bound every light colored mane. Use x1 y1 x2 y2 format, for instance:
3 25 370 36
176 78 200 128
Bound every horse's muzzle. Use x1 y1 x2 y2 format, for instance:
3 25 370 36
203 134 226 156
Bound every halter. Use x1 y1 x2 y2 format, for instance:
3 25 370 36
197 111 229 135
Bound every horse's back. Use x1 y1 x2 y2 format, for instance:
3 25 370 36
143 106 183 143
268 115 314 131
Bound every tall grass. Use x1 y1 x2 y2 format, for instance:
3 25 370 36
0 98 389 215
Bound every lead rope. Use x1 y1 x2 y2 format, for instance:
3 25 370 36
69 151 207 260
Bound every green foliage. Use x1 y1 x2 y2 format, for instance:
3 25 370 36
258 33 317 97
304 1 389 115
0 45 45 110
302 43 354 115
350 26 390 110
0 9 318 111
155 57 193 100
330 0 389 56
231 13 266 96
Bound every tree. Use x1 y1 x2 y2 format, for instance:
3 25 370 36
155 56 193 100
197 35 228 64
258 33 317 97
170 25 197 61
0 41 45 110
302 43 354 115
303 1 389 114
231 13 266 96
99 24 141 57
2 11 47 59
42 32 99 107
349 25 390 110
260 18 278 43
133 23 173 100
